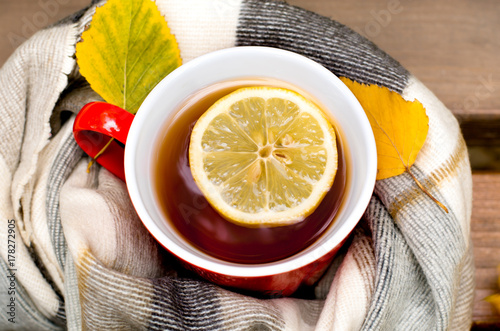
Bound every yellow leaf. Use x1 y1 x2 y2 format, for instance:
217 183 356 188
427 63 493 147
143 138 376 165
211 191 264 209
340 77 428 180
340 77 448 213
485 265 500 313
485 294 500 314
76 0 182 114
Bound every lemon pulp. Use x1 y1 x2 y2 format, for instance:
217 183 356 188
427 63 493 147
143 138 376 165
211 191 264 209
189 87 338 227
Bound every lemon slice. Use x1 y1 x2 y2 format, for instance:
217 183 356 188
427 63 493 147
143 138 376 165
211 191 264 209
189 87 338 227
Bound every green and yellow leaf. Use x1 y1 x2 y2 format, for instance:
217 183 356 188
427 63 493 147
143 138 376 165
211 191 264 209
76 0 182 114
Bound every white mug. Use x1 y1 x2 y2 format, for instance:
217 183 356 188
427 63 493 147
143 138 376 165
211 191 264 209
73 46 377 295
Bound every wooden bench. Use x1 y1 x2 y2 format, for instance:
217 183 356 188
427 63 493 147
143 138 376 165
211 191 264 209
1 0 499 328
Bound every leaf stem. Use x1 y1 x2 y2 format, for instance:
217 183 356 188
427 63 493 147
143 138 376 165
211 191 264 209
406 167 449 213
87 137 115 173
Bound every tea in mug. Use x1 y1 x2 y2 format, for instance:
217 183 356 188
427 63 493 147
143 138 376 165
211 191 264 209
153 79 347 264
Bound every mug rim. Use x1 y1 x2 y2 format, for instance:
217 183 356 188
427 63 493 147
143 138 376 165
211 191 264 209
125 46 376 277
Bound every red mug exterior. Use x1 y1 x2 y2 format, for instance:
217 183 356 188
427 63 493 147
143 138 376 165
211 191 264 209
73 102 134 181
182 239 345 296
73 101 345 295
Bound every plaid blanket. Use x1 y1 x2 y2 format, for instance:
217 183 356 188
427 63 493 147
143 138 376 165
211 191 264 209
0 0 474 330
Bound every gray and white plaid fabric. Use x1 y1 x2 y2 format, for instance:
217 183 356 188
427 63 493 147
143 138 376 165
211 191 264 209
0 0 473 330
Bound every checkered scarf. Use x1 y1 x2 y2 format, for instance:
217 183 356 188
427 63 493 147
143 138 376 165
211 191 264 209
0 0 474 330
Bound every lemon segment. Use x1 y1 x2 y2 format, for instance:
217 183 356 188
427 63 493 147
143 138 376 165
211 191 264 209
189 87 338 227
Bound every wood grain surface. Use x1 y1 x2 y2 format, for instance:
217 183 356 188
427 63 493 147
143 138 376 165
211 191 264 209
472 174 500 328
1 0 499 327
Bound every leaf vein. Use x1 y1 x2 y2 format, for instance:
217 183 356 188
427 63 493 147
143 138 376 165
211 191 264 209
366 109 407 168
407 106 422 167
126 47 172 105
127 36 158 77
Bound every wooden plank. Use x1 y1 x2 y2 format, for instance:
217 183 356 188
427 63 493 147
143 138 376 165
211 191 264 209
472 232 500 248
287 0 500 114
458 115 500 147
0 0 89 65
472 174 500 326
